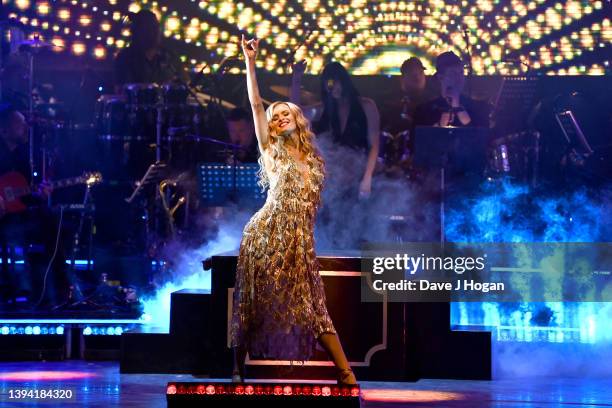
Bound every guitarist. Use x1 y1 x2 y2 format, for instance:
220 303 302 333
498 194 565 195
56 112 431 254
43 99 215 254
0 104 30 192
0 104 64 307
0 104 53 210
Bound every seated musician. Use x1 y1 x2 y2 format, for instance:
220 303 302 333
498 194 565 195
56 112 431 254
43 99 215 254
0 105 31 191
382 57 437 136
379 57 438 178
225 108 259 164
113 9 187 89
414 51 490 128
0 104 64 307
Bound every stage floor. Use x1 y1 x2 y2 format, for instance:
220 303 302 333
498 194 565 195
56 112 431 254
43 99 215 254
0 361 609 407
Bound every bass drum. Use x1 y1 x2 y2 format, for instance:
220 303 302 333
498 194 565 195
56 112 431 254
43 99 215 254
162 83 189 106
94 94 153 180
95 95 129 141
379 130 411 178
486 131 538 182
164 103 211 170
124 83 160 107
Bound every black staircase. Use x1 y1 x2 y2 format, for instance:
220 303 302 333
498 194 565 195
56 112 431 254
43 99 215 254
120 252 491 380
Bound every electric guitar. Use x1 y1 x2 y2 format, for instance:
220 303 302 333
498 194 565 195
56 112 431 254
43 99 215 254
0 171 102 214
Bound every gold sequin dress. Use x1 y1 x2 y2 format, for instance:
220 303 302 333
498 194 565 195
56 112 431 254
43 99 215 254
230 148 336 361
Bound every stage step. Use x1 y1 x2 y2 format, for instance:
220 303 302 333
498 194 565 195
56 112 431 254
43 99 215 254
120 290 211 374
120 253 491 380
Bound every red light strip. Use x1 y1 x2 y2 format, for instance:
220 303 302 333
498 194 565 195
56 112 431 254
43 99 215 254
167 383 360 398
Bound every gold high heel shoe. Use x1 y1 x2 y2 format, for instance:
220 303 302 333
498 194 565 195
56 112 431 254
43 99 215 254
231 370 243 383
337 368 357 385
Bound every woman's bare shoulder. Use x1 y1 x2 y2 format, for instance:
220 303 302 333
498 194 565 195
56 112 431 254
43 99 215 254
359 96 377 108
359 97 379 115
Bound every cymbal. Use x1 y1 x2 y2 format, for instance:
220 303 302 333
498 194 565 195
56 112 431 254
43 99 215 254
19 38 56 48
270 85 318 104
191 92 237 109
97 94 126 102
35 102 65 110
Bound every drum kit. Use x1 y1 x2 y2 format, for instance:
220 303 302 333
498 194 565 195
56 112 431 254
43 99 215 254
378 126 540 184
486 130 541 184
1 32 244 263
94 81 233 178
379 130 412 179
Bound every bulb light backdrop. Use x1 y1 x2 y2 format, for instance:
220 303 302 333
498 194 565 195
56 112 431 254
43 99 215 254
4 0 611 75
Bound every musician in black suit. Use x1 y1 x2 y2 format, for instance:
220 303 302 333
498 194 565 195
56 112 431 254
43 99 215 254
0 105 30 185
414 51 490 128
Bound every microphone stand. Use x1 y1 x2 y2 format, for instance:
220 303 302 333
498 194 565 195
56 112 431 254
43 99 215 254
461 27 474 98
445 95 455 127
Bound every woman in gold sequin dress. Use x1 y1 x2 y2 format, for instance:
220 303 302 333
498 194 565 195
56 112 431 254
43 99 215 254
229 36 356 385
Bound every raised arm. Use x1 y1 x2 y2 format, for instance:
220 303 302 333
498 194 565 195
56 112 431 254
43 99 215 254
241 35 269 153
290 60 322 122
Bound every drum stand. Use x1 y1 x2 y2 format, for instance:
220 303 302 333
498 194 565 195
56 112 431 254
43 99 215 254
125 162 170 257
156 103 164 163
52 185 97 311
25 47 37 186
413 126 489 244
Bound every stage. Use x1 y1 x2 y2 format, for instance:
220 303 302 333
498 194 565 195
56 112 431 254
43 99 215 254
0 360 609 407
1 1 611 407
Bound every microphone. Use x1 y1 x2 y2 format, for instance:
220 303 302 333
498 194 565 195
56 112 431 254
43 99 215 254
215 55 240 78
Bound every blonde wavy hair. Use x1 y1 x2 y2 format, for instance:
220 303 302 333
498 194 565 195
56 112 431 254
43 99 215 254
257 101 324 189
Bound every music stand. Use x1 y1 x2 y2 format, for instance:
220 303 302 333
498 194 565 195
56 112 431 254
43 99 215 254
490 76 539 133
197 163 265 207
555 110 594 159
125 162 169 204
413 126 489 243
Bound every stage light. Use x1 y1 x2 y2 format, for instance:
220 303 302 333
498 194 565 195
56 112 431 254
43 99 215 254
362 389 464 402
15 0 30 11
167 382 361 404
83 327 92 335
1 327 8 335
166 16 180 31
4 0 608 75
128 3 141 13
37 2 50 15
0 371 97 381
79 15 92 26
58 8 71 21
33 326 41 335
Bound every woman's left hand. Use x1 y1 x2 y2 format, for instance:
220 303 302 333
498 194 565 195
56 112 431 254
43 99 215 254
359 177 372 199
292 59 307 77
241 35 260 63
